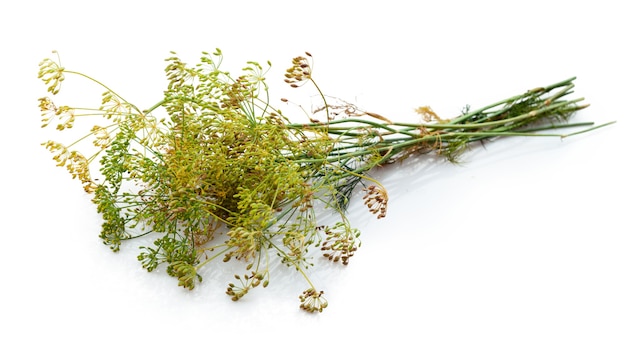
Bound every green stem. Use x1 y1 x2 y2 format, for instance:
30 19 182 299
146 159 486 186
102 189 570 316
65 70 142 114
448 77 577 125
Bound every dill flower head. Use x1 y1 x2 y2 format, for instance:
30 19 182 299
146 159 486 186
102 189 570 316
284 52 312 88
299 288 328 313
38 51 65 94
321 222 361 265
362 185 389 219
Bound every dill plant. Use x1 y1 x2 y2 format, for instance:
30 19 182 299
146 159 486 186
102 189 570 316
38 49 613 312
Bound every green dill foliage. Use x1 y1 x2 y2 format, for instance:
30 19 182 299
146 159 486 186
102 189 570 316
38 49 612 312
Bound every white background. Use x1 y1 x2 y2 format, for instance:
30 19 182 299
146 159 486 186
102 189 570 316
1 1 624 339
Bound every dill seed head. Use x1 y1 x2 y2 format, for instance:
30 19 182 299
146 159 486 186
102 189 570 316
299 288 328 313
362 185 389 219
284 55 312 87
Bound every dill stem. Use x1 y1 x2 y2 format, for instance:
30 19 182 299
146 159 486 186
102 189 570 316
448 77 577 125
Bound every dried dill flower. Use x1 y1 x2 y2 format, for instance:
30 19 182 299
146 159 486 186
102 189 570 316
38 49 613 312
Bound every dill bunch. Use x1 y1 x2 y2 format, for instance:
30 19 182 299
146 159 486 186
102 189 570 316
38 49 613 312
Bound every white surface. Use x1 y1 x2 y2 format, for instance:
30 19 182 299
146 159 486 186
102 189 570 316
1 1 624 339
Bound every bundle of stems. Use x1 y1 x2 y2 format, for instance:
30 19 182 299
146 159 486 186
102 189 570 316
37 49 612 312
288 77 607 210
